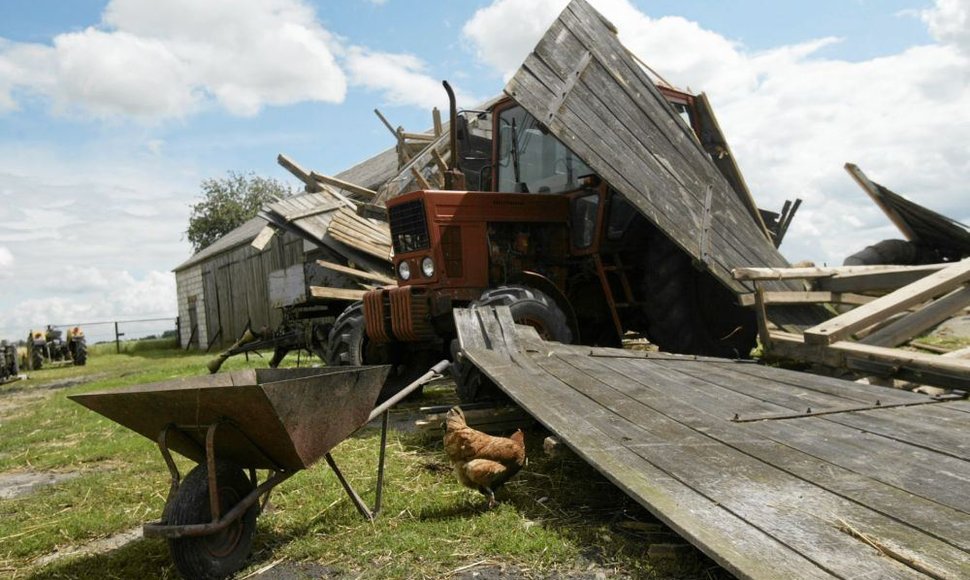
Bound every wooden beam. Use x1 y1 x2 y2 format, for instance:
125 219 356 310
373 108 398 140
733 263 947 282
433 108 442 137
845 163 916 241
817 267 946 294
316 260 395 285
410 167 431 190
309 286 366 301
803 260 970 345
739 291 875 307
250 225 277 251
309 172 377 200
276 154 322 192
860 285 970 347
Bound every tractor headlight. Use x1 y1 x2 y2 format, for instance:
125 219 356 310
421 256 435 278
398 260 411 281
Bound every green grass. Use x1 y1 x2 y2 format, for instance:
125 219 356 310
0 344 719 579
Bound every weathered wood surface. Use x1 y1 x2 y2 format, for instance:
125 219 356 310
504 0 802 297
456 305 970 580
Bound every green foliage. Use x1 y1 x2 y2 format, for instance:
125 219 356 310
185 171 293 252
0 347 718 579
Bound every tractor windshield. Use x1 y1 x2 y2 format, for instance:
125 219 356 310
496 105 592 194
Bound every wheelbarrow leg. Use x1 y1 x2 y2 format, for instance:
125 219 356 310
374 410 389 515
325 453 375 521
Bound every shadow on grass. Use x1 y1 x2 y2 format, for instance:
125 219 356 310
27 536 178 580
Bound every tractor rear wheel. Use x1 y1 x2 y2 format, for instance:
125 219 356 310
456 285 572 403
30 348 43 371
72 342 87 366
641 233 755 358
843 239 927 266
166 460 258 580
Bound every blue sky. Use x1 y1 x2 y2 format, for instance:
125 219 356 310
0 0 967 342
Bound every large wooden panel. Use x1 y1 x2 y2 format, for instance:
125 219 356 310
456 305 970 579
504 0 800 296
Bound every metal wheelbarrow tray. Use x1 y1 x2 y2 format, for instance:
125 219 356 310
69 362 449 579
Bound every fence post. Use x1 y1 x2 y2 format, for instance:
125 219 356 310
114 322 124 353
175 316 181 348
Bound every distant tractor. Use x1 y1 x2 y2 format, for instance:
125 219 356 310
25 326 87 370
0 340 18 383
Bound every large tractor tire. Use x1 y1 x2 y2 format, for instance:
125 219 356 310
456 285 572 403
843 239 926 266
326 302 374 367
30 348 43 371
166 460 258 580
72 341 87 366
473 285 572 343
640 233 756 358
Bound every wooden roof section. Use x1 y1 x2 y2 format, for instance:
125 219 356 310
504 0 801 296
456 304 970 579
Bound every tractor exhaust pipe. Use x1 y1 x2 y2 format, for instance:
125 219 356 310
442 81 465 190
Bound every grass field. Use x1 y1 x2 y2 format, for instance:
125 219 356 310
0 342 720 579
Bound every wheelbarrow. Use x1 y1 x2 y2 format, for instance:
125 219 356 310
69 361 449 579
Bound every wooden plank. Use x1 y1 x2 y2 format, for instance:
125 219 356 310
532 352 968 578
250 225 277 251
315 260 394 285
803 259 970 344
739 291 874 307
309 171 377 200
861 285 970 347
454 308 489 352
308 286 366 301
845 163 916 240
276 153 322 192
818 266 949 294
733 263 947 282
505 2 801 297
562 353 970 553
462 347 833 580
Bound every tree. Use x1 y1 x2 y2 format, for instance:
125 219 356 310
186 171 293 252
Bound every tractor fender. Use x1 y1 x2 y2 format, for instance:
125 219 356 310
508 271 581 343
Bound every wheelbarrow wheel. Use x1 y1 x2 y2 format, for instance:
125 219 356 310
167 460 258 580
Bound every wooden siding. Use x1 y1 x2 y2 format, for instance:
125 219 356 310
198 231 305 348
456 305 970 580
504 0 800 296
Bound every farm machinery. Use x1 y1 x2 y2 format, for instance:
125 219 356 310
24 326 87 370
325 82 773 402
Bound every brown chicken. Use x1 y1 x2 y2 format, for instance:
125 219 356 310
443 406 526 508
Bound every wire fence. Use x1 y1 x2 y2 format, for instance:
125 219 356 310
45 317 180 352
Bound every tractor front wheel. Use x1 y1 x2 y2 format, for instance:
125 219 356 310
456 285 572 403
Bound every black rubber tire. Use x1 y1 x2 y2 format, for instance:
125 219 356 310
326 302 371 366
473 285 573 343
641 233 756 358
72 341 87 366
166 461 258 580
455 286 572 403
31 349 43 371
843 239 923 266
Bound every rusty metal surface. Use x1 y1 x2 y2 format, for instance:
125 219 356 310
70 366 390 470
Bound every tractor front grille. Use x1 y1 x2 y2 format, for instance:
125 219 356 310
389 200 429 254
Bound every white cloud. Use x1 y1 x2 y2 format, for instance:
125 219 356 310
0 0 346 120
344 47 477 110
463 0 970 265
922 0 970 53
0 246 13 274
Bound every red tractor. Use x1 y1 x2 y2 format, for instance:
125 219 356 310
327 87 755 401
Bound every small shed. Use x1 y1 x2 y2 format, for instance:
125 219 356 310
174 146 400 351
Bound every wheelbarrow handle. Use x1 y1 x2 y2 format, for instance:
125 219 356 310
366 360 450 423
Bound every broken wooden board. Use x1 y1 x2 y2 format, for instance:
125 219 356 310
803 259 970 345
504 0 801 297
455 305 970 580
846 163 970 260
